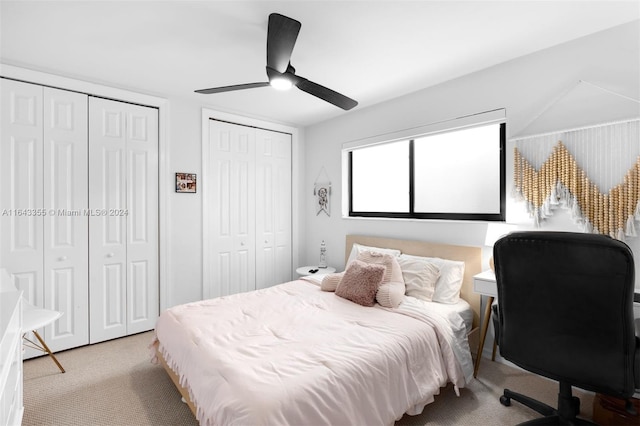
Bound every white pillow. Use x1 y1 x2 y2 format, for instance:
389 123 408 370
399 254 465 304
347 243 401 265
397 255 440 302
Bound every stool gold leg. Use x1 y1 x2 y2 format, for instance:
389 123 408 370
32 330 65 373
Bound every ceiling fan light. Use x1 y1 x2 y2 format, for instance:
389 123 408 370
270 76 293 91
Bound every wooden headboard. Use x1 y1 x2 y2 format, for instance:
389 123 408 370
345 235 482 328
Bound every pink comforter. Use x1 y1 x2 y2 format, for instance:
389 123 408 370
152 279 471 426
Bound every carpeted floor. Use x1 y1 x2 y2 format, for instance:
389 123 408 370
22 331 595 426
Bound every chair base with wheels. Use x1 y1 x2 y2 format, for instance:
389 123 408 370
500 382 596 425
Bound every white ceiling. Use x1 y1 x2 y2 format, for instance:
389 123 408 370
1 1 638 127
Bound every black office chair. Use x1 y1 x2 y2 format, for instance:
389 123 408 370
492 231 639 425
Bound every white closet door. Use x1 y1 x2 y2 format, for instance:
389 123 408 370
89 97 128 343
255 129 292 289
0 79 44 310
89 97 158 343
207 119 256 297
125 103 158 335
43 87 89 351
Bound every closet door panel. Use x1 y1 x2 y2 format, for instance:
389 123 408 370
43 87 89 351
0 79 44 311
208 120 255 297
234 153 255 295
89 97 127 343
255 129 292 289
125 104 158 334
273 136 292 285
255 149 275 290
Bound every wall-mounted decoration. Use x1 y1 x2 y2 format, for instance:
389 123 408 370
514 139 639 238
314 167 331 216
510 80 640 240
176 173 197 193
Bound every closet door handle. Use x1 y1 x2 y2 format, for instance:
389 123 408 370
58 256 67 261
106 252 115 258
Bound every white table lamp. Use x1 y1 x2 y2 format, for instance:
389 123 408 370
485 223 517 271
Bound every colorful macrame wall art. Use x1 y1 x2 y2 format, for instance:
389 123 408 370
512 119 640 240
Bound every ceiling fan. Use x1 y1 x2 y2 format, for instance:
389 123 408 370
195 13 358 111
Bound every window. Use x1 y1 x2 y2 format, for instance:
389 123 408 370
351 140 409 212
347 117 505 221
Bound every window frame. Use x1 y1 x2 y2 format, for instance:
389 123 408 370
347 121 506 221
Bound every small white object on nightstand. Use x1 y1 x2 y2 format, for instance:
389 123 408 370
296 266 336 277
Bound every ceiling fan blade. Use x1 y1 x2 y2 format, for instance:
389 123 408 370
267 13 301 73
195 82 270 94
293 76 358 110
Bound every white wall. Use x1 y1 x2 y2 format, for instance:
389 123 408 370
301 21 640 289
164 98 203 306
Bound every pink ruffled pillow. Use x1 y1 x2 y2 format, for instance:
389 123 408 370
335 260 386 307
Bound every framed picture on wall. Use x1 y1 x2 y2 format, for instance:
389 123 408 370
176 173 197 193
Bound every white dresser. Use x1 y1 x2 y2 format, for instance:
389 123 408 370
0 291 23 426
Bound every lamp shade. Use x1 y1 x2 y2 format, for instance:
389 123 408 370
485 223 518 247
485 223 517 271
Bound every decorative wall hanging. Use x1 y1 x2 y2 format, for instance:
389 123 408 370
314 167 331 216
511 80 640 240
513 137 640 239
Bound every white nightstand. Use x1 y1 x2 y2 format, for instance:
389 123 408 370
296 266 336 277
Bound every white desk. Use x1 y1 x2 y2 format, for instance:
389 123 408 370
473 270 497 297
473 270 497 377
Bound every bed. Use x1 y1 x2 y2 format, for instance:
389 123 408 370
151 235 482 425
